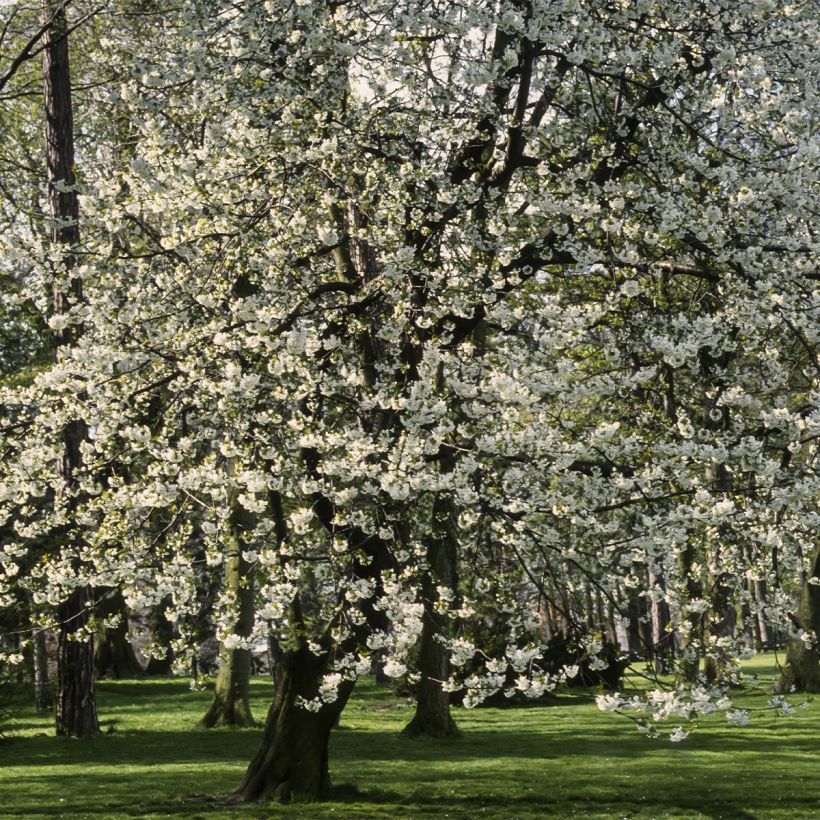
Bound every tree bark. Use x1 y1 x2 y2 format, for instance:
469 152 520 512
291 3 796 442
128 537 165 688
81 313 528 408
753 579 772 650
774 546 820 693
32 625 53 711
403 479 460 738
42 0 99 738
143 599 175 675
648 570 673 675
203 506 256 727
56 586 99 737
231 646 354 802
94 589 143 679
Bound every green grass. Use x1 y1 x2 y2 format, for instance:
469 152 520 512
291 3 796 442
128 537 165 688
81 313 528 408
1 656 817 819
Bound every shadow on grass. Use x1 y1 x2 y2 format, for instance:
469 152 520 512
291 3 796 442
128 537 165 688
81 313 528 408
3 669 817 819
5 717 819 770
4 767 817 820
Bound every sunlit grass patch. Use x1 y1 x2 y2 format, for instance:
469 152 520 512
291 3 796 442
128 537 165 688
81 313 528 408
0 655 817 819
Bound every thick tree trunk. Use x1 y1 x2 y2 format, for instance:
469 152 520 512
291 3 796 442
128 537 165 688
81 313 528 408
203 514 255 727
42 0 99 739
56 587 99 737
94 589 143 679
232 647 353 802
774 546 820 694
32 626 53 711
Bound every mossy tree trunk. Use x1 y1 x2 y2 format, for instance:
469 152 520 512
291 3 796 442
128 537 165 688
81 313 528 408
774 546 820 694
203 508 255 727
232 644 354 802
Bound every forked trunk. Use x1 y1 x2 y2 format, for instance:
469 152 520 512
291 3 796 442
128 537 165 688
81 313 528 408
232 646 353 802
774 546 820 694
56 587 99 737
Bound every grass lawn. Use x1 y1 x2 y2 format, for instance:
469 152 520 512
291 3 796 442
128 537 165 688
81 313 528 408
0 655 817 819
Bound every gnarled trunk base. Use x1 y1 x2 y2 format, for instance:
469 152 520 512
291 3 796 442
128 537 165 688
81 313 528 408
403 689 460 738
202 647 255 728
773 641 820 694
232 647 353 803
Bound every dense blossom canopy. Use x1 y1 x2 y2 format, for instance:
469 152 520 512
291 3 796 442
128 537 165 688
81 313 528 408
0 0 818 735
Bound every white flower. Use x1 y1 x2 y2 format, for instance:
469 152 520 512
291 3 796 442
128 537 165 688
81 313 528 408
726 709 750 726
596 694 622 712
619 279 640 298
381 658 406 678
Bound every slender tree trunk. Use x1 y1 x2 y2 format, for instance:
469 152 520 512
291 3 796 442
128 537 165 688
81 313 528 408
677 541 702 682
32 625 53 711
203 538 255 726
754 579 772 650
402 532 459 737
774 546 820 693
625 589 647 656
232 646 353 802
42 0 99 739
703 465 736 685
648 570 673 674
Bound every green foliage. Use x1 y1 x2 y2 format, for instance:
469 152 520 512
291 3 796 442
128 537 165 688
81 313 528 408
0 657 817 818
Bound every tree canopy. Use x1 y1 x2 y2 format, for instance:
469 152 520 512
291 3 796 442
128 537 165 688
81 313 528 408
0 0 817 800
